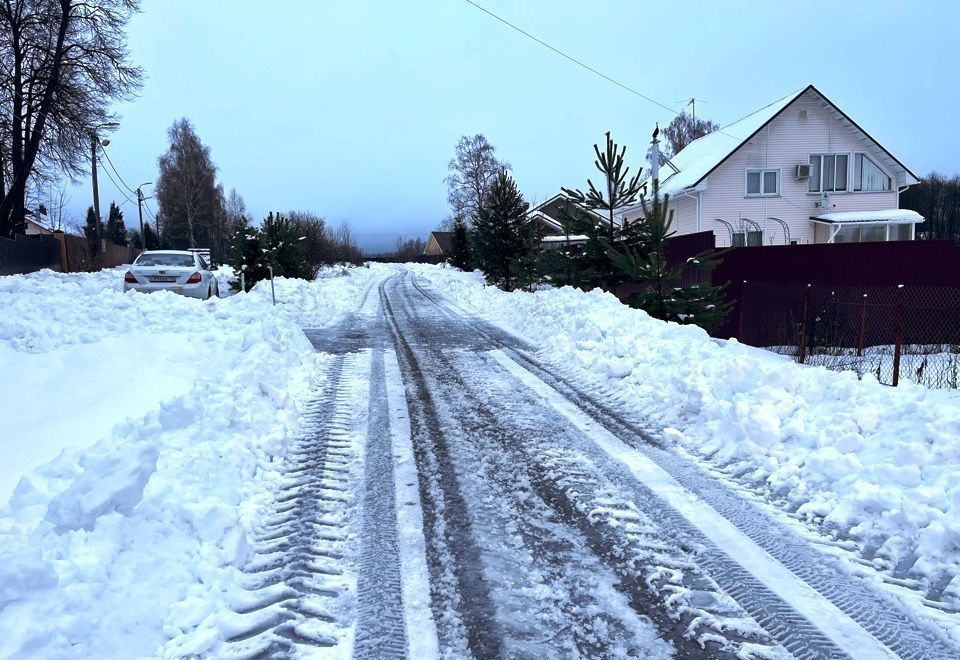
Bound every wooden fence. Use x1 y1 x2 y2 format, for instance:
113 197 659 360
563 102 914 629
0 231 140 276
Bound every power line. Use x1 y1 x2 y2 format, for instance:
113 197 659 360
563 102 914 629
100 147 138 196
97 156 139 208
462 0 679 117
98 143 161 227
463 1 805 150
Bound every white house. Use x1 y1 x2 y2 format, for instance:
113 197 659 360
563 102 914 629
621 85 923 247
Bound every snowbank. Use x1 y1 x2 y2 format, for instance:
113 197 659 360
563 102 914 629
0 264 389 658
409 264 960 586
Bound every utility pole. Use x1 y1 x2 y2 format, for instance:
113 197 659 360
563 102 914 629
136 182 152 251
91 134 103 254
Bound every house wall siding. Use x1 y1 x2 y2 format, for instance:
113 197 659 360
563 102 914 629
624 193 698 235
701 94 900 247
424 235 442 255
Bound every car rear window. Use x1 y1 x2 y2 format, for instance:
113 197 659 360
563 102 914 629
135 253 195 267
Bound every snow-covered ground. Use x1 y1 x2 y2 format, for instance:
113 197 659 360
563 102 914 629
408 264 960 590
0 264 388 658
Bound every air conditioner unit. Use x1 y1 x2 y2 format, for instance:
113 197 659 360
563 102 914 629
795 163 812 180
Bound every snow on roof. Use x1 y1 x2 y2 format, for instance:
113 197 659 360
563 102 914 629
540 234 588 243
646 88 806 200
811 209 924 224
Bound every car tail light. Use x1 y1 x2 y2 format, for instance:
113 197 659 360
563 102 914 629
124 271 137 283
186 272 202 284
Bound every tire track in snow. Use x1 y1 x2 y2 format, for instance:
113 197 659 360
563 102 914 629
382 274 722 658
208 351 368 658
383 348 441 659
407 271 960 659
380 282 504 658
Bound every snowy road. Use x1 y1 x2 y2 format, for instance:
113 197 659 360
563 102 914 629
213 269 959 659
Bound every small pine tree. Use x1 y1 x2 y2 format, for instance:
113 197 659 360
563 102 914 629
448 217 472 270
558 132 645 290
106 202 127 245
609 183 731 332
471 170 530 291
229 216 268 292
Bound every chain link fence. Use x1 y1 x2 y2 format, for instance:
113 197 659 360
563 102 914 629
737 281 960 389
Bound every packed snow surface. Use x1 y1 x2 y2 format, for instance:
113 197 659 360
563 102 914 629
0 264 388 658
409 264 960 589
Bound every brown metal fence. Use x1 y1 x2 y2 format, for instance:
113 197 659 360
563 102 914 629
738 281 960 389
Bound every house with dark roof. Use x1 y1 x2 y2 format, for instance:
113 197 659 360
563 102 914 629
526 193 606 236
423 231 453 257
525 193 609 250
621 85 923 247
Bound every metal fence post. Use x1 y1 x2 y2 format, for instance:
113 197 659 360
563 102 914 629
892 284 904 386
269 265 276 306
737 280 747 340
798 284 811 364
857 293 868 357
240 270 246 293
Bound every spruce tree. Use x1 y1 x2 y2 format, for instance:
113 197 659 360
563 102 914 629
106 202 127 246
142 222 160 250
260 212 312 280
472 169 530 291
82 206 102 255
229 216 268 292
609 182 731 332
448 217 472 270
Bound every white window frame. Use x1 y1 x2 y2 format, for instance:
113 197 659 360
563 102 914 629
745 168 780 197
808 153 851 193
816 221 917 243
853 152 893 192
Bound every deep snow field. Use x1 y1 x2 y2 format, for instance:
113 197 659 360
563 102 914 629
409 264 960 601
0 264 387 658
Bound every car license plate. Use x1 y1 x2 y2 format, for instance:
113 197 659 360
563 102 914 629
149 276 176 283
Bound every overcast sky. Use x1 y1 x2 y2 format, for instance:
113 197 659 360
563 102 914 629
61 0 960 253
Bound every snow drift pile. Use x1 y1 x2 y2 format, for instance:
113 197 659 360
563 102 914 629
0 264 387 658
410 264 960 588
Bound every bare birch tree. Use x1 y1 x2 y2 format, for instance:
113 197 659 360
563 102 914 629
155 118 222 249
445 134 509 225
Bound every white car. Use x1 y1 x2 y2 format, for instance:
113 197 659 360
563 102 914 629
124 250 220 299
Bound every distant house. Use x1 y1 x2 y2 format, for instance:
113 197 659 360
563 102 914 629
526 194 606 236
25 217 54 236
526 194 607 250
621 84 923 247
423 231 453 258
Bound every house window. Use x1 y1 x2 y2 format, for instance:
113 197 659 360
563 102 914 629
831 224 911 243
732 230 763 247
853 153 892 191
809 154 849 192
892 223 913 240
745 169 779 196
